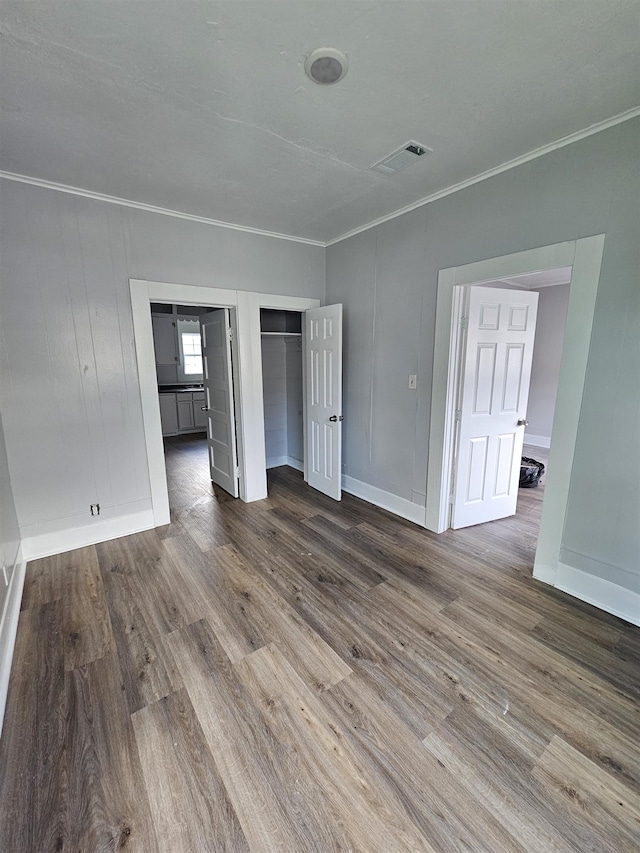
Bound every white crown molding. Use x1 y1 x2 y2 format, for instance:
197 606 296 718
0 171 325 247
325 106 640 247
2 107 638 249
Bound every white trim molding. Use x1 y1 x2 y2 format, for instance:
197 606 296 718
425 237 606 607
325 107 640 246
524 433 552 449
3 108 638 251
266 456 289 470
0 171 324 247
0 547 27 738
342 475 426 527
21 510 155 561
266 457 304 472
552 563 640 627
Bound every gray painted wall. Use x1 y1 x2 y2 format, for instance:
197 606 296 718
0 181 324 541
326 118 640 594
526 284 570 443
260 336 303 467
261 336 288 466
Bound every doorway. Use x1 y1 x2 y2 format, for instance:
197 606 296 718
448 270 571 529
130 279 320 526
260 309 305 473
424 236 605 588
259 302 344 502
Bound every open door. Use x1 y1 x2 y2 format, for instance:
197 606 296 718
305 304 343 500
200 309 239 498
452 286 538 528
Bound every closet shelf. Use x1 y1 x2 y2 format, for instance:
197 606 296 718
260 331 302 337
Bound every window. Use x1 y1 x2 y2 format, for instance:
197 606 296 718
176 318 203 380
181 332 203 375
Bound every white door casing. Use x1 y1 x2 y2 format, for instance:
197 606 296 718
201 309 239 498
305 304 343 500
452 286 538 528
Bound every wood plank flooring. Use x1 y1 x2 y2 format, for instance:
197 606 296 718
1 433 638 852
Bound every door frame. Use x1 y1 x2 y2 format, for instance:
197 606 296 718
130 279 319 525
424 235 605 586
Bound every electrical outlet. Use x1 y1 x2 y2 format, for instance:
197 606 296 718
408 374 417 390
90 503 100 516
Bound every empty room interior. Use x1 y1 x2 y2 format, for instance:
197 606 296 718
0 2 639 851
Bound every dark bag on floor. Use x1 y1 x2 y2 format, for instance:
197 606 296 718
519 457 545 488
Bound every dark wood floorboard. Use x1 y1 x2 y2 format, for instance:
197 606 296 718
1 433 638 852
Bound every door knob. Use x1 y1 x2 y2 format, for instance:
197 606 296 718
201 406 208 411
329 415 344 422
517 418 528 426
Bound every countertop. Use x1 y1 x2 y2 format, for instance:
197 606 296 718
158 385 205 394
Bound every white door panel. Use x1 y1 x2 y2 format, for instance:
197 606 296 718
452 287 538 529
201 309 239 498
305 304 342 500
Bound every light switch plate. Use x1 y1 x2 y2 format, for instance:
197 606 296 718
408 374 417 390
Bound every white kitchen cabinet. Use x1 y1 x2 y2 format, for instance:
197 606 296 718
159 393 179 435
193 392 207 428
159 391 206 436
152 316 178 365
177 397 194 431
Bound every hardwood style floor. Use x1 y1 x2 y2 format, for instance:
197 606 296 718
1 434 638 852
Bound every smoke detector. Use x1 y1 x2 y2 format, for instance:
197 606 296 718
305 48 348 85
372 142 433 174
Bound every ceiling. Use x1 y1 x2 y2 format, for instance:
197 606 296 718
1 1 639 244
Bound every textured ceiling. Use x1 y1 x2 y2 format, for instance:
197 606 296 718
1 1 639 243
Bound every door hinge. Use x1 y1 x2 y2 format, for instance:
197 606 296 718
460 316 468 330
454 409 461 421
227 327 234 342
448 493 455 505
234 466 240 480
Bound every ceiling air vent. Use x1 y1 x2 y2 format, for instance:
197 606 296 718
371 141 432 175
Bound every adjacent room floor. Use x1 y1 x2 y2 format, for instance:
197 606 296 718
0 436 638 851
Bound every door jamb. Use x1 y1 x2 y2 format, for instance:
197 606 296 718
424 236 605 587
130 280 319 526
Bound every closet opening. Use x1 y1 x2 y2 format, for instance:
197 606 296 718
260 309 305 476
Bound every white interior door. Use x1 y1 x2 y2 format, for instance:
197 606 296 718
305 304 343 500
200 309 239 498
452 286 538 528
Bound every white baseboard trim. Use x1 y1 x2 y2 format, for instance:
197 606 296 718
287 456 304 473
536 561 640 626
524 433 551 449
0 547 27 737
266 455 289 470
21 509 156 561
342 475 426 527
532 561 558 586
